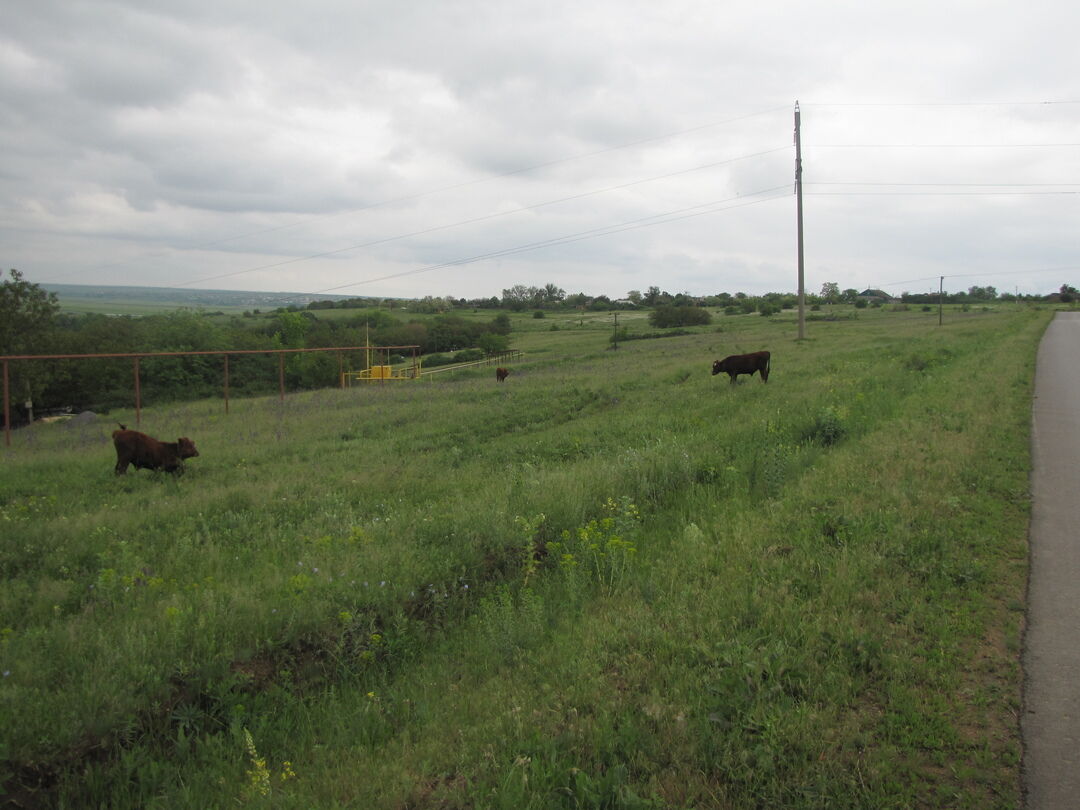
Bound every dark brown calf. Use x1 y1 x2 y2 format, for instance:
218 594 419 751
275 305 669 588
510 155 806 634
712 351 770 384
112 424 199 475
495 367 510 382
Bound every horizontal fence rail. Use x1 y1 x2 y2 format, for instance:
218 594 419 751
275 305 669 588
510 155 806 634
415 350 524 378
1 345 421 448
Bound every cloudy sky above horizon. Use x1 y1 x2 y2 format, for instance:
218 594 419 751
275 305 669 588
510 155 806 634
3 0 1079 301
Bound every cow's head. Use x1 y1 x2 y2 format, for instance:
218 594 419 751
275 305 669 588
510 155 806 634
711 359 724 376
177 437 200 459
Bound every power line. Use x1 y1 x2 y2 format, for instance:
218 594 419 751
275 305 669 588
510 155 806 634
810 182 1080 187
806 190 1080 196
313 185 792 294
875 266 1080 289
41 104 792 284
803 100 1080 108
810 142 1080 148
170 146 792 289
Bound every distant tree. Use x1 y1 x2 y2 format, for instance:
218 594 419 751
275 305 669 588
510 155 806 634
0 270 61 417
542 283 566 306
841 288 859 304
477 333 509 354
967 285 998 301
565 292 589 308
501 285 532 311
820 282 840 304
1058 283 1079 303
274 311 310 348
588 295 614 311
643 286 663 306
0 269 59 356
626 290 643 306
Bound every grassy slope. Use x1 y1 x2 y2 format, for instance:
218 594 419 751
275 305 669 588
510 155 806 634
0 306 1045 807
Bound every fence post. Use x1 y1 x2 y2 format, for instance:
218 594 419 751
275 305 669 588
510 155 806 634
278 353 285 400
3 359 9 448
133 356 141 426
224 354 230 415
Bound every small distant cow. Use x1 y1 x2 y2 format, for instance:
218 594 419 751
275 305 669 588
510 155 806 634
112 424 200 475
712 351 771 384
495 367 510 382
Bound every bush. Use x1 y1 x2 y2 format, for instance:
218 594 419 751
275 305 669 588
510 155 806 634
533 310 545 319
477 333 509 355
801 405 847 446
649 306 712 328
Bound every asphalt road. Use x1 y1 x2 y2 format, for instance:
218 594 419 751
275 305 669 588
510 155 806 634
1023 311 1080 809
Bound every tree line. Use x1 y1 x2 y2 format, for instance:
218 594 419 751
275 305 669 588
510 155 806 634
4 269 1076 422
0 270 512 420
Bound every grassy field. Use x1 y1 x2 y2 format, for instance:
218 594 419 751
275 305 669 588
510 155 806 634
0 305 1047 808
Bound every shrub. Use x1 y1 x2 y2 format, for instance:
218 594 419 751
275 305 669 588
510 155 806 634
801 405 847 446
649 306 712 328
477 333 509 354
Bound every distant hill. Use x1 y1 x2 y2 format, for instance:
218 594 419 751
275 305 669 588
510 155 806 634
43 284 366 313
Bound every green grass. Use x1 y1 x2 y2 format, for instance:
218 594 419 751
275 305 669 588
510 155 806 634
0 305 1046 807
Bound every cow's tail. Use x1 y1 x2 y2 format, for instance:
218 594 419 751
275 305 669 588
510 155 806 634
763 353 771 382
117 423 128 431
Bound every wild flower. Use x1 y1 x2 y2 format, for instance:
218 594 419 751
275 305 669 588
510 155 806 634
548 497 641 593
242 728 271 798
515 513 546 587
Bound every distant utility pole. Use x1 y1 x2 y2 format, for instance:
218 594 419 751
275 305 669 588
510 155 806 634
612 311 619 350
795 101 806 340
938 276 944 326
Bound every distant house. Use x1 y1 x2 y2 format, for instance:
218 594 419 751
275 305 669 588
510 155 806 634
858 288 897 303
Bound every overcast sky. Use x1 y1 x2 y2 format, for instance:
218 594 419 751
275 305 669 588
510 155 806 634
3 0 1078 300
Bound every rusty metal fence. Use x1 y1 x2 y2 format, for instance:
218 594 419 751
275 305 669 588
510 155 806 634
1 344 419 447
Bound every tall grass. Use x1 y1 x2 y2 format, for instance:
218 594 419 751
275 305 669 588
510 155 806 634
0 306 1045 807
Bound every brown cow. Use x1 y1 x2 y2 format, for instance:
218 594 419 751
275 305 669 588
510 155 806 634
495 367 510 382
112 424 199 475
712 351 770 384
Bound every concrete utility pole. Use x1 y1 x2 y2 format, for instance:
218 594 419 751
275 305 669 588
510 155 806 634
795 101 806 340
